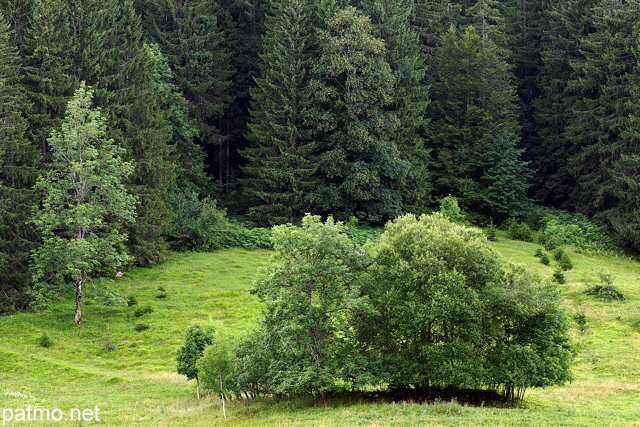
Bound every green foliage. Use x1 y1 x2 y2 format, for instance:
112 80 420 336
439 195 468 225
358 213 573 398
133 306 153 318
29 83 136 324
552 248 565 261
583 285 625 302
134 323 150 332
553 269 566 284
167 191 229 251
427 24 519 204
482 130 533 217
197 332 238 393
36 332 52 348
310 6 406 223
241 0 318 225
238 214 376 396
558 253 573 271
507 219 533 242
537 209 616 253
176 324 214 383
534 247 544 258
540 253 551 265
0 13 40 312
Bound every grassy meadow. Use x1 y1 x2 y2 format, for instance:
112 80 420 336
2 236 640 426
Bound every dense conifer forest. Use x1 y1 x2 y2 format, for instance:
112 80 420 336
2 0 640 311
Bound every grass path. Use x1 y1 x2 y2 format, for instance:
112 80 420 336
1 240 640 425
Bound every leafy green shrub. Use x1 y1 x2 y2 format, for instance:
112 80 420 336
583 285 625 301
486 224 498 242
507 219 533 242
134 323 150 332
439 195 468 225
218 223 272 249
345 217 383 245
103 335 116 351
177 324 214 399
573 313 586 330
134 305 154 318
36 333 53 348
537 232 561 251
358 213 573 400
168 190 230 251
127 295 138 306
537 209 616 253
237 215 375 397
534 247 544 258
156 287 167 299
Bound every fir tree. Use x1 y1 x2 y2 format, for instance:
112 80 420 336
241 0 318 225
427 25 519 206
311 6 406 223
482 130 533 217
362 0 433 213
533 0 596 207
0 14 40 312
564 0 640 216
22 0 175 263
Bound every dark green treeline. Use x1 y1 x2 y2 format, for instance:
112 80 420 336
2 0 640 310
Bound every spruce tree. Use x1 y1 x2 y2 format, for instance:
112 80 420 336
427 25 519 206
241 0 318 225
311 6 406 223
0 0 32 50
533 0 596 207
0 14 40 312
362 0 433 214
22 0 175 263
564 0 640 217
482 130 533 217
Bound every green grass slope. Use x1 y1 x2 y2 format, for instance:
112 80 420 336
1 239 640 426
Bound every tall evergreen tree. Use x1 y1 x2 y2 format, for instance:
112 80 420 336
311 6 406 223
0 14 40 312
482 130 533 217
362 0 433 214
0 0 32 51
136 0 235 163
241 0 318 225
427 25 519 207
22 0 175 263
533 0 596 207
564 0 640 217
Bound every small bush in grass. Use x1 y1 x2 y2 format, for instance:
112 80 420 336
552 269 565 284
156 287 167 299
552 248 565 261
559 253 573 271
538 233 560 251
134 323 150 332
36 333 53 348
103 335 116 351
486 225 498 242
534 247 544 258
127 295 138 306
574 313 586 330
540 253 550 265
583 285 625 301
134 305 154 318
507 220 533 242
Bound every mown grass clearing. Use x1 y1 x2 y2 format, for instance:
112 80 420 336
1 239 640 426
